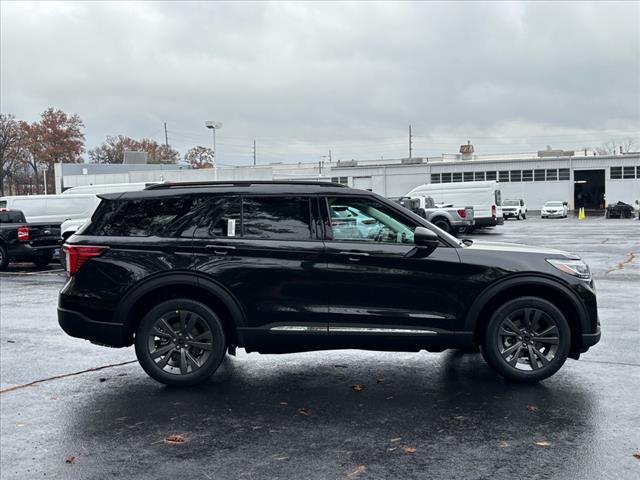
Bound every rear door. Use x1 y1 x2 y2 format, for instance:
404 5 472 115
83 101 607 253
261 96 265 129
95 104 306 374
191 194 328 348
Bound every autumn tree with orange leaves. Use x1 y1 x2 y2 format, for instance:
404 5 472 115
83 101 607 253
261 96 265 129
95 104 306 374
184 145 214 169
88 135 179 164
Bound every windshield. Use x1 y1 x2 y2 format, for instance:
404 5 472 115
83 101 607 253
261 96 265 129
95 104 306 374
503 200 519 206
545 201 563 207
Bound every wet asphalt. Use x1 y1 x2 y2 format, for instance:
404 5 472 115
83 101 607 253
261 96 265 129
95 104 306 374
0 216 639 480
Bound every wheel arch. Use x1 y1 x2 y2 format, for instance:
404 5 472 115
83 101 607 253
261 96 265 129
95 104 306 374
466 275 589 351
115 272 247 347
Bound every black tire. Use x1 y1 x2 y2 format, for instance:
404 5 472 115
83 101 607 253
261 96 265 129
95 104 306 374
0 244 8 271
481 296 571 383
135 299 227 386
432 218 451 234
32 250 53 268
522 213 526 220
516 214 522 220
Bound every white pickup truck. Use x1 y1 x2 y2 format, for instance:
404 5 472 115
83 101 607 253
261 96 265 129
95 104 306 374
393 196 474 235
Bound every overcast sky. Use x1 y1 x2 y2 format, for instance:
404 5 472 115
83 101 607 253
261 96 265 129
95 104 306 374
1 1 639 165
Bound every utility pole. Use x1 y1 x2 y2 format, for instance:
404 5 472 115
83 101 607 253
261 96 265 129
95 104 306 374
409 124 413 159
253 139 257 166
164 122 169 148
329 149 332 162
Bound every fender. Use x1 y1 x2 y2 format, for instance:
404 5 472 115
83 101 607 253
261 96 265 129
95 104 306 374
464 273 590 333
114 270 247 334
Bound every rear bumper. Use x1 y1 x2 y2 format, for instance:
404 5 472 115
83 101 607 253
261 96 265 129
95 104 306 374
582 327 601 348
58 307 128 347
474 217 504 227
7 243 56 260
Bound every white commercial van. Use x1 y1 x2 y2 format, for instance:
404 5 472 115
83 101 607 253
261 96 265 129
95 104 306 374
0 194 100 224
406 180 504 228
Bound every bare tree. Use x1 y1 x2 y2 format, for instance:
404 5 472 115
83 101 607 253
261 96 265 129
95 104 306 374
0 114 24 196
596 137 638 155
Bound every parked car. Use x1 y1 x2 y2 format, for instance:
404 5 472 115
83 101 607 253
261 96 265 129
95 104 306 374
605 201 634 219
405 181 503 230
58 181 600 386
392 196 474 235
0 209 60 270
502 199 527 220
541 201 568 218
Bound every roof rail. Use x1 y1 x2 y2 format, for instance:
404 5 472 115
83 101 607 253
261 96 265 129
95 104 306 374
145 180 348 190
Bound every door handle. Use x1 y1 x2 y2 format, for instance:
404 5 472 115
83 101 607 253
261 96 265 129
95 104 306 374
205 245 236 256
339 251 370 262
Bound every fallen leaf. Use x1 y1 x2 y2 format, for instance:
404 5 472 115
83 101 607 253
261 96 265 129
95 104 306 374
279 401 288 406
499 441 510 448
65 456 76 464
390 437 401 442
403 447 417 454
296 407 310 416
7 340 15 344
347 465 366 478
387 447 397 452
534 441 551 448
352 384 364 392
633 453 640 460
163 434 186 444
527 405 539 412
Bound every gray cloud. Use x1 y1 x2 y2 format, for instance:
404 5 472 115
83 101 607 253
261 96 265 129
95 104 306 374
1 1 639 165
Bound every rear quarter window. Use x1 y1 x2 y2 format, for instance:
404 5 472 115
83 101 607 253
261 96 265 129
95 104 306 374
86 196 208 238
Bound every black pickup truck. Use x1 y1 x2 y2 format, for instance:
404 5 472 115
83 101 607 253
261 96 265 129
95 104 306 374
0 209 61 270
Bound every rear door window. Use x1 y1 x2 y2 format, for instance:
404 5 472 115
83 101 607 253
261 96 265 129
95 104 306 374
193 196 241 238
242 196 312 241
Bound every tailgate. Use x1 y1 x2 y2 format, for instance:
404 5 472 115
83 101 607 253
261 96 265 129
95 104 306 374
26 223 61 248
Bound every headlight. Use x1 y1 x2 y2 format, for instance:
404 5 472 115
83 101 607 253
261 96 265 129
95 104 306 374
546 258 591 280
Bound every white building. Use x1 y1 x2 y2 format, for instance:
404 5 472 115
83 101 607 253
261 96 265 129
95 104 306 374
55 148 640 210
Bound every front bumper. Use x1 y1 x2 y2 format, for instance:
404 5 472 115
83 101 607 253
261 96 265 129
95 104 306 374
58 307 128 347
542 212 564 217
582 327 601 348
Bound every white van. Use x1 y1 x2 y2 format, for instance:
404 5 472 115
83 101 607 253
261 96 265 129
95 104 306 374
0 194 100 224
406 180 504 228
62 182 155 195
59 182 155 240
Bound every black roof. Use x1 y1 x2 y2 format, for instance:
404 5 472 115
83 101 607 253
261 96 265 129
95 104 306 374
99 180 358 200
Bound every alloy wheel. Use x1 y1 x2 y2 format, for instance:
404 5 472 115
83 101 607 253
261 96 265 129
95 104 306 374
496 307 560 371
147 309 214 375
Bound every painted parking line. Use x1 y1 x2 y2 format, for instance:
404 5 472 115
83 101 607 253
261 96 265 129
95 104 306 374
0 269 65 276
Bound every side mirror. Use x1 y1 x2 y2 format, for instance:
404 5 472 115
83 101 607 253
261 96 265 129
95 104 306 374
563 202 568 206
414 227 439 249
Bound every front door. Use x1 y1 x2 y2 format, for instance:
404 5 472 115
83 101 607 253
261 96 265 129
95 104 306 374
320 196 464 348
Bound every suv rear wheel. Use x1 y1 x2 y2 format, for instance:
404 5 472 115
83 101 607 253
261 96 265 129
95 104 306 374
481 297 570 383
135 299 227 386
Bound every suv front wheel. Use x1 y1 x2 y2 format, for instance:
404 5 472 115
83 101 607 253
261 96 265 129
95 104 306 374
481 297 571 383
135 299 227 386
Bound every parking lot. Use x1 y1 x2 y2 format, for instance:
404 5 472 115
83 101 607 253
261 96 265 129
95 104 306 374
1 216 638 480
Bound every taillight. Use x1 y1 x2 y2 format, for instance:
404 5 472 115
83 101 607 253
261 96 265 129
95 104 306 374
457 209 466 219
63 245 108 275
17 227 29 242
491 205 497 219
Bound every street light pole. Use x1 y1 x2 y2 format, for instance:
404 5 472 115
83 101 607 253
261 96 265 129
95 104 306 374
205 121 223 181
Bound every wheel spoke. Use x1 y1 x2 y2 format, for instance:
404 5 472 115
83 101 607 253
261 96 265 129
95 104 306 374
532 346 550 366
193 331 213 341
501 342 521 358
504 318 523 335
179 348 188 375
499 327 519 337
533 336 559 345
151 342 176 359
185 340 213 350
152 327 173 339
523 308 532 331
185 350 200 370
530 310 543 332
536 325 558 337
156 349 174 368
179 310 191 333
527 345 539 369
184 313 198 334
159 317 177 336
507 345 523 367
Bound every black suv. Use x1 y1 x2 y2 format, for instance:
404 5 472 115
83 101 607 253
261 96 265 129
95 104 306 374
58 181 600 386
